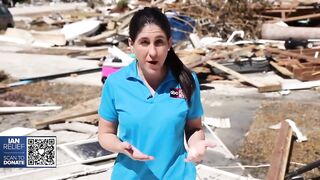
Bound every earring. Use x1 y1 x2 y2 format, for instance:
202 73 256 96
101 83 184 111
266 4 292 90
168 48 170 51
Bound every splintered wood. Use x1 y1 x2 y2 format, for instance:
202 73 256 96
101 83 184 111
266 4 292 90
31 98 100 129
207 60 281 92
266 121 293 180
266 48 320 81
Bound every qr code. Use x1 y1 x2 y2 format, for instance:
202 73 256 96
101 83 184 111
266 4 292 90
26 137 57 167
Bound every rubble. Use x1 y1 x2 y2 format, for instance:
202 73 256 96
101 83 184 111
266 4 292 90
0 0 320 179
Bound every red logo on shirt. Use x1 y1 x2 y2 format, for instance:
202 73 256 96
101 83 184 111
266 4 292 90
170 88 185 99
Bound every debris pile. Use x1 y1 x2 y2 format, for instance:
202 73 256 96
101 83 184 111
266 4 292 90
0 0 320 179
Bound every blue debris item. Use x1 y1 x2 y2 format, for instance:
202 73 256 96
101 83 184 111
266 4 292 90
166 12 195 44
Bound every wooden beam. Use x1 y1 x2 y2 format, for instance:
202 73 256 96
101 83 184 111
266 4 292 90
80 29 117 43
32 110 97 129
281 12 320 23
0 106 62 114
31 98 100 129
266 121 293 180
266 47 320 64
207 60 281 92
270 61 294 78
293 66 320 81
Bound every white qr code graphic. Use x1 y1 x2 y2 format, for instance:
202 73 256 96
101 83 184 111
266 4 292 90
26 137 57 167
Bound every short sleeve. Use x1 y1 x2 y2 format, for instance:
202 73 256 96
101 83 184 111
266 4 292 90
187 72 204 120
98 78 118 122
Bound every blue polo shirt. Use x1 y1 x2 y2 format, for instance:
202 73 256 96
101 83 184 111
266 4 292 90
99 60 203 180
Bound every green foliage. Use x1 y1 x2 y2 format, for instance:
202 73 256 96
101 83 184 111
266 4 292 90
117 0 128 10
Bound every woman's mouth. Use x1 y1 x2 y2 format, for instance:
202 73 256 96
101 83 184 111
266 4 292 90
148 61 158 65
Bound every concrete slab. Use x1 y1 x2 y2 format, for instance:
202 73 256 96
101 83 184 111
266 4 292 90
0 51 102 86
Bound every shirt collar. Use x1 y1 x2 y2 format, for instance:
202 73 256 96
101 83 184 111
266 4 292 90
126 60 175 83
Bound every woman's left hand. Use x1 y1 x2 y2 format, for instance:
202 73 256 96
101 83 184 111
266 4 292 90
185 140 215 163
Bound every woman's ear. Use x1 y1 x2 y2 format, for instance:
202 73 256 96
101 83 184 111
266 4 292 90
168 37 173 50
128 38 134 52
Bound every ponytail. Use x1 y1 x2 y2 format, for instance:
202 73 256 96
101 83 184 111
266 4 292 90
165 48 195 106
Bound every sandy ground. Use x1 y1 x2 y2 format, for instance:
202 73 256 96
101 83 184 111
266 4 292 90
238 100 320 179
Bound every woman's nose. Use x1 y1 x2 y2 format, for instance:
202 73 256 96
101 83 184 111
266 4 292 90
148 44 157 57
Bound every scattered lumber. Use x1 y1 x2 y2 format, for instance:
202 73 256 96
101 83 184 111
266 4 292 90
31 98 100 129
0 106 62 114
80 29 117 43
266 47 320 81
266 121 293 180
49 122 98 134
269 61 294 78
66 113 99 124
207 60 281 92
285 159 320 179
272 12 320 23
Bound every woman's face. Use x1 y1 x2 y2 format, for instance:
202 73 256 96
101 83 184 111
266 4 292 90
129 24 172 76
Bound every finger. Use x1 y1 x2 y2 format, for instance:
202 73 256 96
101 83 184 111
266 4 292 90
136 155 155 161
122 142 132 150
130 146 154 160
204 140 216 148
121 142 133 154
185 156 200 163
185 148 197 162
185 155 195 162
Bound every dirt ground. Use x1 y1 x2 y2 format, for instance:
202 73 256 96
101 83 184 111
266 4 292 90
0 71 101 132
238 100 320 179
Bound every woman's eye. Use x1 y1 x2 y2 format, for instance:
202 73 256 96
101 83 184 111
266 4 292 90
155 39 165 46
140 41 149 46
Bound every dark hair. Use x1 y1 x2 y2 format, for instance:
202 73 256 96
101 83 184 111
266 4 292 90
129 7 196 105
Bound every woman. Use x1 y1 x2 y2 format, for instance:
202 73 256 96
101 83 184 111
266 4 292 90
98 7 214 179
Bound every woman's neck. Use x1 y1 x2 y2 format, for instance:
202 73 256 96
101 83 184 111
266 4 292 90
138 66 167 94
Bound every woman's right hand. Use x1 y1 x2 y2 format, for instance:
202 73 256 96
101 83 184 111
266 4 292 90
121 141 154 161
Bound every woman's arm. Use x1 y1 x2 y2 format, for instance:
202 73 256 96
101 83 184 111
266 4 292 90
185 118 215 163
185 118 205 146
98 117 123 153
98 117 154 161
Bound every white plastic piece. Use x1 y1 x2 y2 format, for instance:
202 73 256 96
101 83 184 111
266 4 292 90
285 119 307 142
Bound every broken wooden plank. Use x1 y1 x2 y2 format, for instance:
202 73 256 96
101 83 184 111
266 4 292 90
269 61 294 78
0 106 62 114
66 113 99 124
49 122 98 134
266 121 293 180
266 47 320 64
293 66 320 81
32 110 97 129
207 60 281 92
80 29 117 43
31 98 100 129
113 7 143 22
279 12 320 23
189 33 202 49
180 53 202 67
